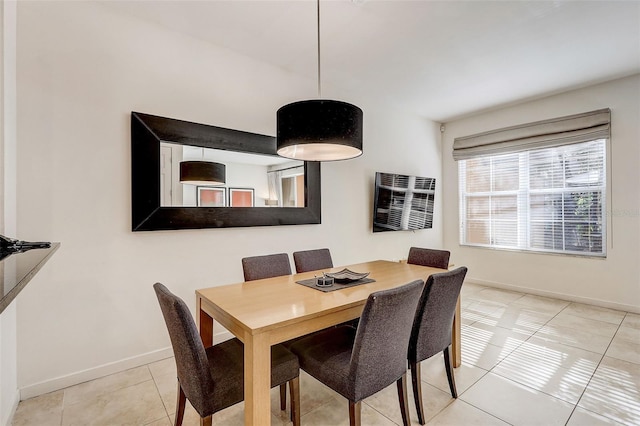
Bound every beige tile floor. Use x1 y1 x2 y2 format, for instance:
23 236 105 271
12 283 640 425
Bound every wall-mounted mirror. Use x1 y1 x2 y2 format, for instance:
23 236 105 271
131 112 321 231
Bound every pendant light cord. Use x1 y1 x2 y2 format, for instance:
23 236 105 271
317 0 322 98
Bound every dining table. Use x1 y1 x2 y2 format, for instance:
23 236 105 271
196 259 461 426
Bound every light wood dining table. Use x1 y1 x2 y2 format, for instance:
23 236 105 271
196 259 461 426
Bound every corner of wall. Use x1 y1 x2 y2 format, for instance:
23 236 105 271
1 1 20 424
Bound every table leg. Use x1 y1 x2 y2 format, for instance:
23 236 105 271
451 295 461 367
244 332 271 426
197 296 213 348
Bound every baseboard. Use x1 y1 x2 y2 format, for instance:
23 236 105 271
19 346 173 400
466 277 640 314
20 330 234 400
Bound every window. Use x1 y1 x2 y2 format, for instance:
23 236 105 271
459 139 606 256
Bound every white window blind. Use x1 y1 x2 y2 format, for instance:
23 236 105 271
458 139 606 256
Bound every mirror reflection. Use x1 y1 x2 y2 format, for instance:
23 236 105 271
160 142 305 208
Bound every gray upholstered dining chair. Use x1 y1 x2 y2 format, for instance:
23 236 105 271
292 248 333 273
290 280 424 426
240 252 293 412
241 252 292 281
153 283 301 426
407 247 451 269
408 267 467 425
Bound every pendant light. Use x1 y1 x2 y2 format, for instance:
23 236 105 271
277 0 363 161
179 148 226 186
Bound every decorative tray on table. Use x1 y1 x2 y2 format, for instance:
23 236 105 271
324 268 370 283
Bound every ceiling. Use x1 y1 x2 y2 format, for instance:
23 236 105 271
103 0 640 122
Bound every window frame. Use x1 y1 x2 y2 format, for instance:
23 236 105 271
458 139 607 257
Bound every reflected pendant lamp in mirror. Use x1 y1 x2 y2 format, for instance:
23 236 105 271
179 161 226 186
277 100 363 161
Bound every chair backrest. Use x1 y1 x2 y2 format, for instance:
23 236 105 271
293 248 333 273
408 267 467 363
241 253 292 281
348 279 424 401
407 247 451 269
153 283 215 416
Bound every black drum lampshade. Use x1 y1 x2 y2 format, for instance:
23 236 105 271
277 99 363 161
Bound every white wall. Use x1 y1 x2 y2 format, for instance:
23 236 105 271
15 1 443 397
1 0 19 423
442 74 640 312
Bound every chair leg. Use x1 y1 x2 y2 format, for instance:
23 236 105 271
199 416 212 426
410 361 426 425
290 377 301 426
279 383 287 411
444 346 458 398
349 400 361 426
396 373 411 426
174 382 186 426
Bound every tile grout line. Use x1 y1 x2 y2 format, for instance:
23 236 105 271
59 366 162 426
456 400 517 426
361 399 404 426
453 292 532 425
473 299 626 426
460 295 575 425
149 365 174 425
562 312 628 426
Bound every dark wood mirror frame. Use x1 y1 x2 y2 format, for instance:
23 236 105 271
131 112 321 231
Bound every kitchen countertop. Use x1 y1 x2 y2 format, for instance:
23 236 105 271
0 243 60 315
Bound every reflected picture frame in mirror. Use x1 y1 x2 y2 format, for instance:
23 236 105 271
131 112 321 231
